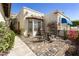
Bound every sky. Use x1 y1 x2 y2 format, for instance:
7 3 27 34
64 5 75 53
11 3 79 21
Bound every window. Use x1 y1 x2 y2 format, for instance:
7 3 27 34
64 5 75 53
34 20 41 31
34 20 38 31
28 19 32 33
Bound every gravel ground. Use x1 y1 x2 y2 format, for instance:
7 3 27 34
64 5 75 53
20 35 70 56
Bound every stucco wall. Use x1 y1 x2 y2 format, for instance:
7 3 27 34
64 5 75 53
17 7 44 36
44 12 70 31
44 11 71 37
57 13 70 30
0 11 5 22
0 4 5 22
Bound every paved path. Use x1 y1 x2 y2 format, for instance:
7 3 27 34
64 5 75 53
7 36 36 56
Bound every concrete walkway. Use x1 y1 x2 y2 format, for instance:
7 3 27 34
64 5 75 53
7 36 36 56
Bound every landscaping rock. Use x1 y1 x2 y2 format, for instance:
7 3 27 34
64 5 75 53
65 40 72 45
65 45 77 56
21 36 70 56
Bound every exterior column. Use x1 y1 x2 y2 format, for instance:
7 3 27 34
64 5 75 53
40 21 42 30
24 19 28 37
32 19 34 37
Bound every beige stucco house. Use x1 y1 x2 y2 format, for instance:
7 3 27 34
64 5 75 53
15 7 72 37
16 7 44 37
44 11 72 36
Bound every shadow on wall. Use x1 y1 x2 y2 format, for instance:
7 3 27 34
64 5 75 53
9 18 21 34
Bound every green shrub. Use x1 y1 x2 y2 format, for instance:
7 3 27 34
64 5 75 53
0 22 15 52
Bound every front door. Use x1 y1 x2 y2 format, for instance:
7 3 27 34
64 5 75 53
33 20 42 37
28 19 43 37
